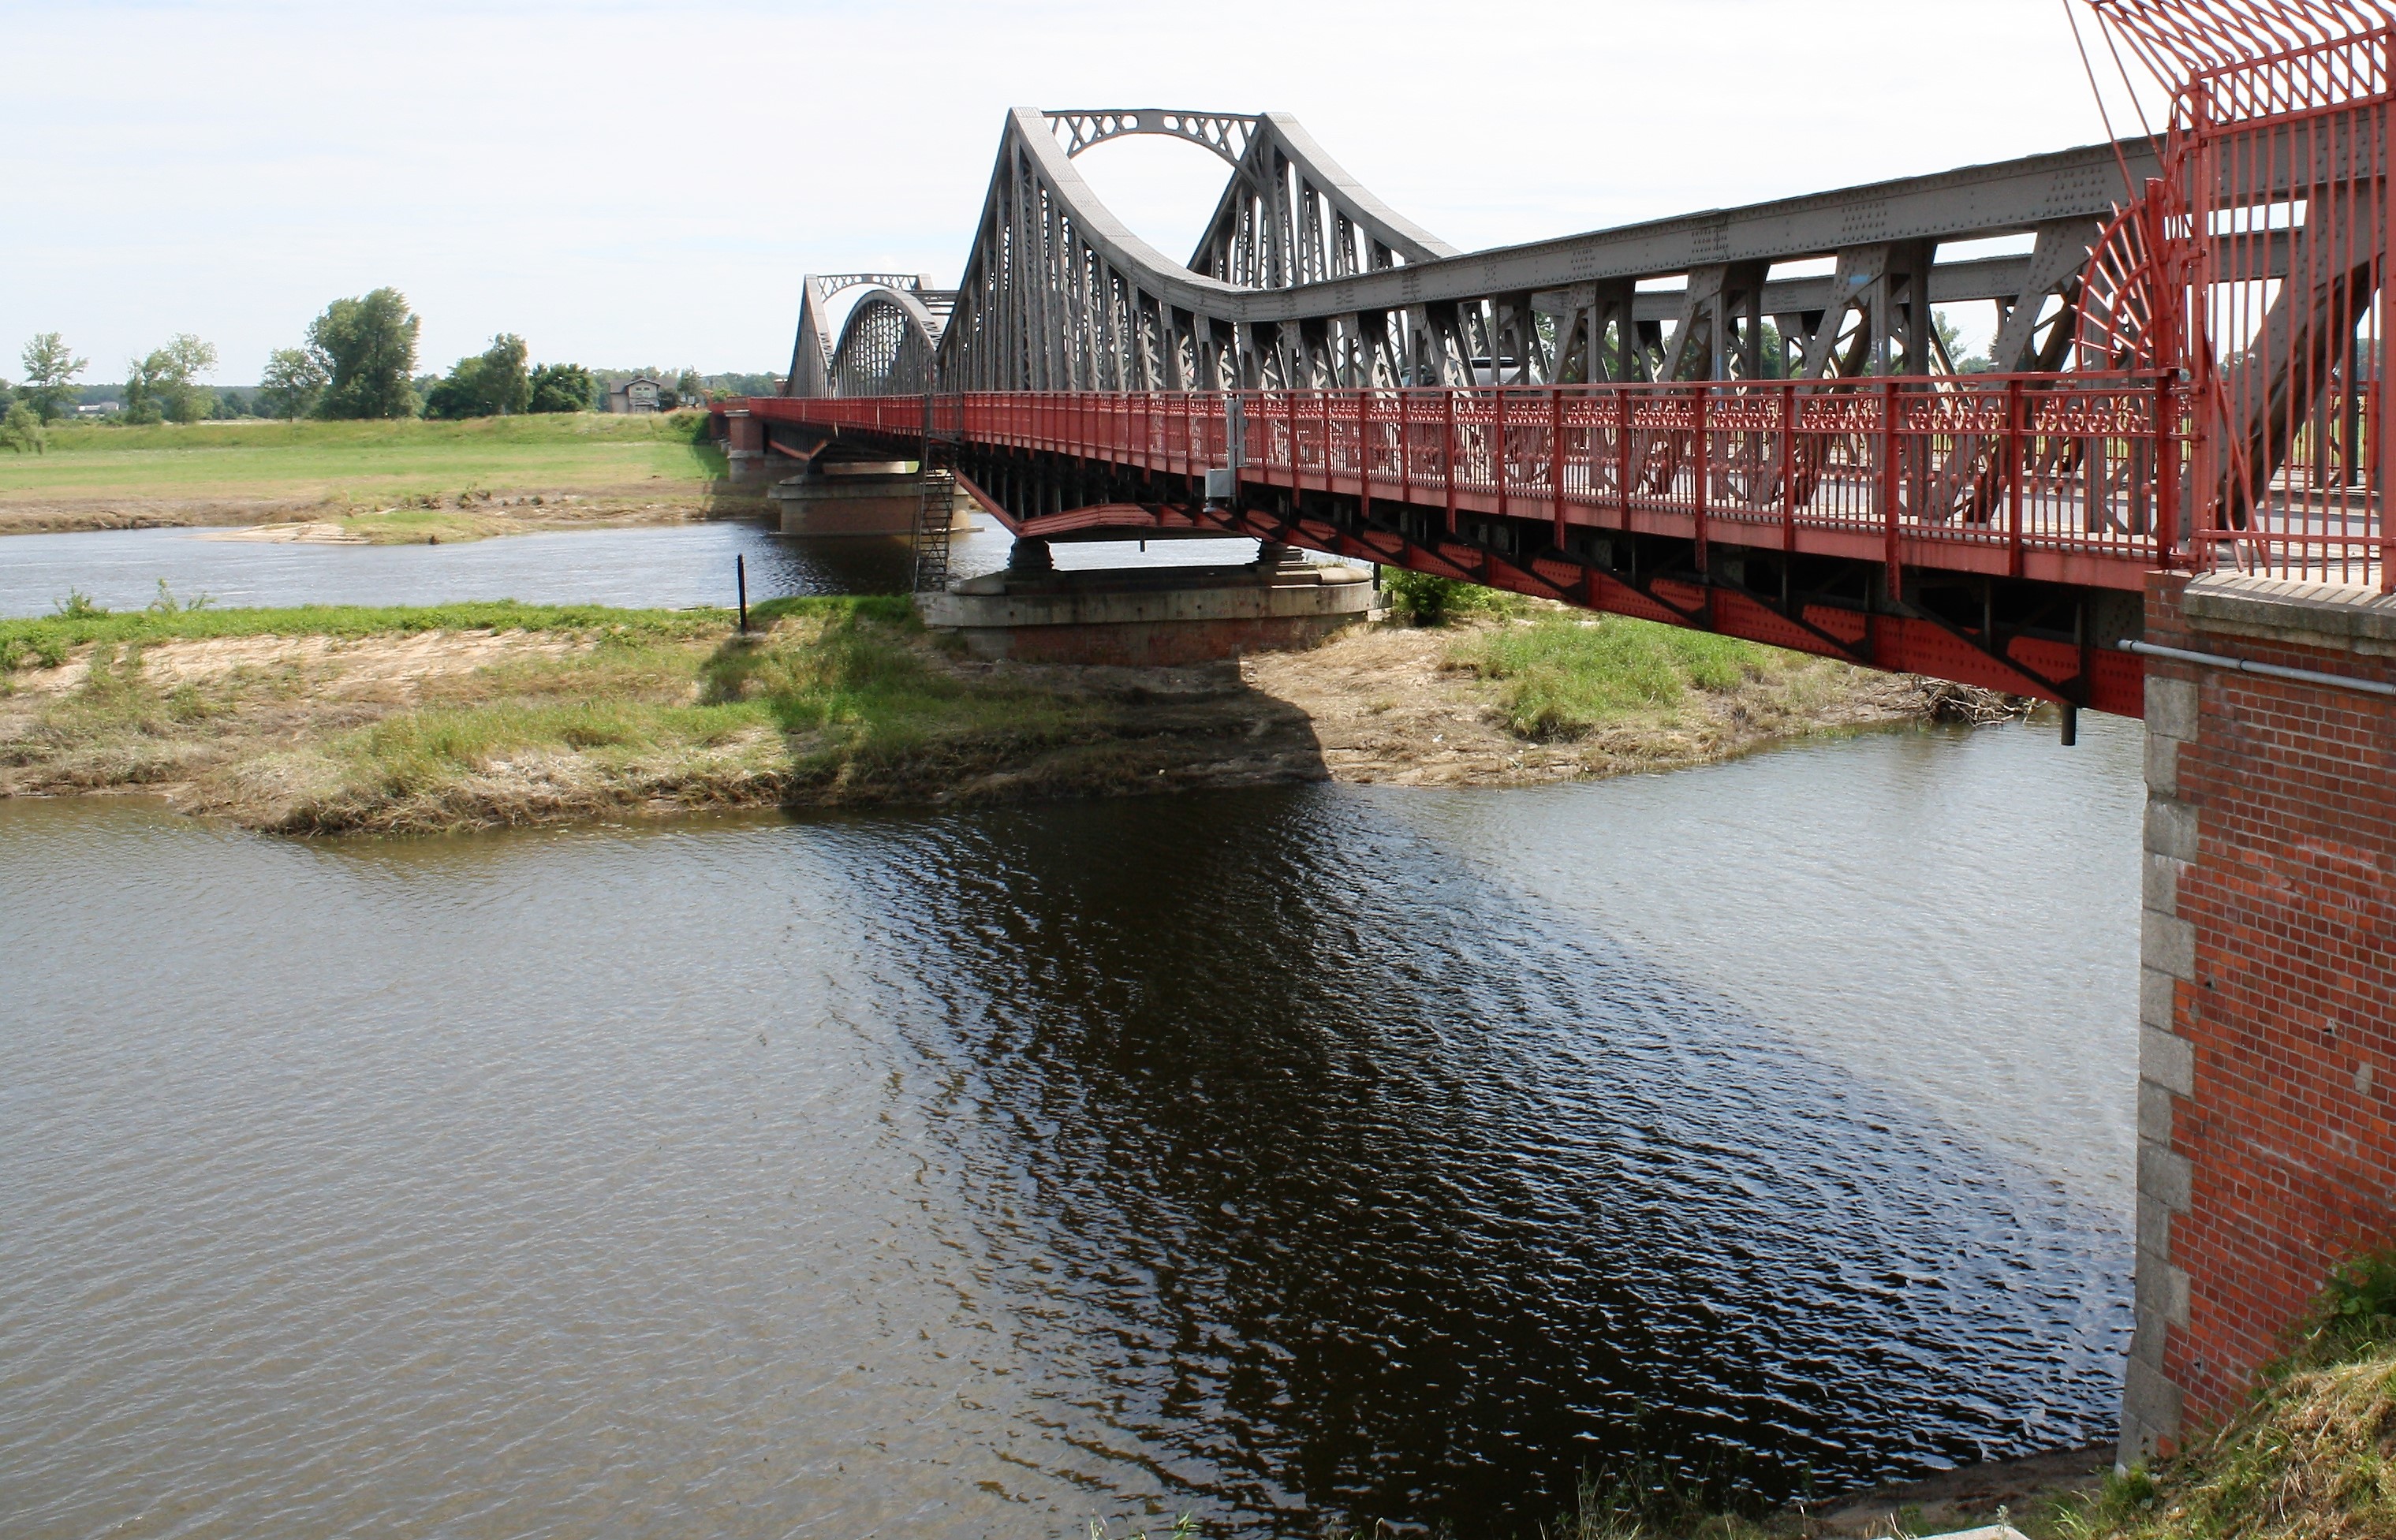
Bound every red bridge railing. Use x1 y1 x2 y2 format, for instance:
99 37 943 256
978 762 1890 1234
737 375 2390 591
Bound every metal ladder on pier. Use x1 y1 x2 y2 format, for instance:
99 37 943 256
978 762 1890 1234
911 390 962 595
909 457 955 594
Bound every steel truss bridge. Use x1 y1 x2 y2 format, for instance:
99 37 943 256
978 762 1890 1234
719 1 2396 721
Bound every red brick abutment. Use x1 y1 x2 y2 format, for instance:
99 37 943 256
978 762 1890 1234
2123 572 2396 1461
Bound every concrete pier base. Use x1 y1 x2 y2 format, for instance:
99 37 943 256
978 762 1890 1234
771 466 973 537
919 552 1380 664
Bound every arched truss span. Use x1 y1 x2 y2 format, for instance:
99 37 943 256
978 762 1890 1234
1046 110 1257 167
1184 112 1458 287
786 272 954 398
827 286 946 398
935 106 1476 396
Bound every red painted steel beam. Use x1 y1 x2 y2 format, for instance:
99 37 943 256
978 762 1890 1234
1014 502 1172 538
1179 498 2145 714
949 468 1018 533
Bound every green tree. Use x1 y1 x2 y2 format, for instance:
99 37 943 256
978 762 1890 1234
122 352 167 423
421 359 483 419
307 289 421 419
18 333 88 423
257 346 327 420
121 335 218 425
478 334 529 415
0 400 46 455
1934 308 1995 373
528 361 594 413
425 334 532 419
674 367 703 408
163 334 218 421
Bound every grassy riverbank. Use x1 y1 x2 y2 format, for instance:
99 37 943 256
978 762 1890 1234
0 413 733 535
1454 614 1808 740
1506 1258 2396 1539
2 597 1126 833
0 600 1946 835
2053 1255 2396 1540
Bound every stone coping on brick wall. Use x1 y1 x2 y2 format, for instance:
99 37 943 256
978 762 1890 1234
2182 573 2396 658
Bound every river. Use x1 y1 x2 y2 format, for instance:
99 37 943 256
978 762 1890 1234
0 707 2142 1537
0 520 1265 618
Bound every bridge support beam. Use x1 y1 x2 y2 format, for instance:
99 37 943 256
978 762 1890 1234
2124 572 2396 1463
771 465 972 538
920 557 1379 666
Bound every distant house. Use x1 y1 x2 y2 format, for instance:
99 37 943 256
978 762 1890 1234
607 376 663 415
74 401 122 417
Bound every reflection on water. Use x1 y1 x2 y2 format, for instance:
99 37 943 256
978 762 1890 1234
0 520 1264 617
0 717 2140 1538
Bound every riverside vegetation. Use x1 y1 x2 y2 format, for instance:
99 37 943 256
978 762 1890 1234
0 412 730 535
0 585 1972 837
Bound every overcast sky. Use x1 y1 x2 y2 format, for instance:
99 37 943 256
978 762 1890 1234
6 0 2173 386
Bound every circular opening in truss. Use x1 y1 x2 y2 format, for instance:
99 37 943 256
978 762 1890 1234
1121 113 1140 129
1161 114 1180 130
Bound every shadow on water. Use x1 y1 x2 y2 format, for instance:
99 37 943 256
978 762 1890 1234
787 785 2129 1531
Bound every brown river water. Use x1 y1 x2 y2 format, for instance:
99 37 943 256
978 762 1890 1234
0 714 2141 1537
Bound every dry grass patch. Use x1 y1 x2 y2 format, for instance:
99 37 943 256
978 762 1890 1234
1 598 1318 833
2053 1257 2396 1540
4 595 2008 837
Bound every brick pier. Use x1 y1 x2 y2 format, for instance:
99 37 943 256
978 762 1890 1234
2124 572 2396 1460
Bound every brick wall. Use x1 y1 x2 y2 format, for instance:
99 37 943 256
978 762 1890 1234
2124 572 2396 1460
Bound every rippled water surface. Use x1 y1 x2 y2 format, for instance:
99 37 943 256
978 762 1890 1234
0 521 1265 617
0 717 2142 1537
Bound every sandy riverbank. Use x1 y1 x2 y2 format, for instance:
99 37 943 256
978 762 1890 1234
0 602 2006 837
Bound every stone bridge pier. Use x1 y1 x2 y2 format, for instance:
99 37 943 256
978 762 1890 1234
2125 572 2396 1461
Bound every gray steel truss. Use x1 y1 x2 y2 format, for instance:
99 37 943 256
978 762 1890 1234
786 273 954 400
797 106 2196 397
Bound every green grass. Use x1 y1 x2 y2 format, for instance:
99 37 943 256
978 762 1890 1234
2055 1255 2396 1540
0 412 725 504
2 595 1140 833
298 595 1088 807
1382 569 1528 626
252 596 1125 829
700 598 1090 759
0 598 731 673
1450 614 1775 739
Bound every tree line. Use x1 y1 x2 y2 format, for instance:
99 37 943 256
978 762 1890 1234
2 289 748 447
255 289 606 421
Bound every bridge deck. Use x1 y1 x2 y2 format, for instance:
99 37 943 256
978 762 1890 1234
746 380 2387 593
748 378 2200 589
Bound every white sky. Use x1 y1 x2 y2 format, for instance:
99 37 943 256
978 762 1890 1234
5 0 2172 386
